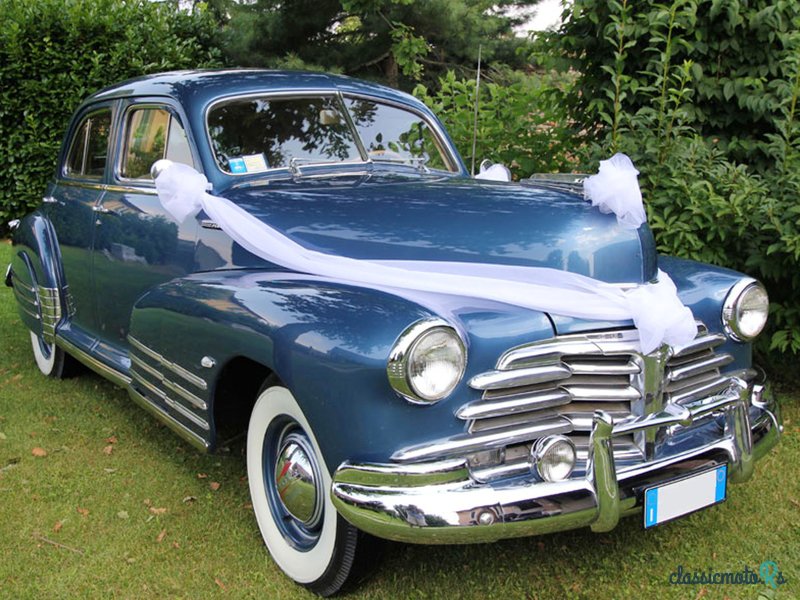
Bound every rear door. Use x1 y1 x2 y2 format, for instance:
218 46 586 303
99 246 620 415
90 99 199 367
44 103 115 344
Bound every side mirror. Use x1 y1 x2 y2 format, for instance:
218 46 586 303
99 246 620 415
151 159 174 179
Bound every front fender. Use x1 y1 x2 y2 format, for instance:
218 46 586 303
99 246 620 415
658 255 753 370
129 269 555 470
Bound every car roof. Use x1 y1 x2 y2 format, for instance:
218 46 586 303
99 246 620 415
87 69 427 113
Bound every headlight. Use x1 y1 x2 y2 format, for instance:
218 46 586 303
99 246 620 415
387 319 467 404
722 279 769 342
531 435 576 482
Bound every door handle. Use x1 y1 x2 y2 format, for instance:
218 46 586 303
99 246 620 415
42 196 59 204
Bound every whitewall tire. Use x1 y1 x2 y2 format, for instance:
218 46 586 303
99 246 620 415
29 331 76 379
246 383 380 596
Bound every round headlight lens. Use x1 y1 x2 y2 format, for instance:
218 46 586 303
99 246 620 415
387 321 467 404
723 281 769 342
532 436 576 482
407 328 466 402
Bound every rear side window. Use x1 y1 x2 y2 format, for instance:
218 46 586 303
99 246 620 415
65 109 112 179
121 107 196 179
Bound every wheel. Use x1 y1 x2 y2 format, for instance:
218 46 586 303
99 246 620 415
246 383 381 596
29 331 78 378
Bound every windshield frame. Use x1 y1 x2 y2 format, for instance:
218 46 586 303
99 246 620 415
203 89 460 178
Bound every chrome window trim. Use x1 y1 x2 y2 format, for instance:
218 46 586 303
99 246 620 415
58 179 158 196
62 106 114 182
115 102 199 185
204 89 461 177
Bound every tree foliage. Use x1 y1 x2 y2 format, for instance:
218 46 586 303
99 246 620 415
413 69 577 177
557 0 800 166
550 0 800 357
223 0 537 88
0 0 222 232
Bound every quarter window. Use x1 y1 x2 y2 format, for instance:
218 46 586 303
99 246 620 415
65 109 112 179
121 107 196 179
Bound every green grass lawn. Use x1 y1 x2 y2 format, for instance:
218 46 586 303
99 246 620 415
1 238 798 599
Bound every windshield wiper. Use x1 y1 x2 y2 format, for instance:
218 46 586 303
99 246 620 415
370 155 430 173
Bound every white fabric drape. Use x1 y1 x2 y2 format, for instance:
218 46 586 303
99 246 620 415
155 163 697 353
583 153 647 229
474 162 512 182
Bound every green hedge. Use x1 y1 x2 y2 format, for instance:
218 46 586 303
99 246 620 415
0 0 222 232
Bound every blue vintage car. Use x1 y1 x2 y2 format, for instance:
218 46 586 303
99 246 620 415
6 70 781 595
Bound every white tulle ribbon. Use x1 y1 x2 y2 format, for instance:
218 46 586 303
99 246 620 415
583 153 647 229
155 163 696 353
474 162 512 182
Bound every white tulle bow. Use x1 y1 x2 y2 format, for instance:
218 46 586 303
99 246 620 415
155 162 696 353
583 153 647 229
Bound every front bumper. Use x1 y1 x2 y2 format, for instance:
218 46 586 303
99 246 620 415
331 378 781 544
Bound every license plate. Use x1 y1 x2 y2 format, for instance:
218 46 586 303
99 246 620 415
644 464 727 528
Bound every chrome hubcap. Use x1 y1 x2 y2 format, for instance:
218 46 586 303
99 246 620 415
274 431 323 528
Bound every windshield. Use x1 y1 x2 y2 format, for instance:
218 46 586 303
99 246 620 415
206 94 456 175
207 95 362 173
344 97 455 172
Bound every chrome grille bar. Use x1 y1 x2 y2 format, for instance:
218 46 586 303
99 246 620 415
391 417 572 462
469 364 571 391
455 388 570 420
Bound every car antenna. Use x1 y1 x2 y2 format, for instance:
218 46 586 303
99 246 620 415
470 44 482 177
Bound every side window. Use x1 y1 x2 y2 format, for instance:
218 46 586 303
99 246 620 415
121 107 196 180
64 109 112 179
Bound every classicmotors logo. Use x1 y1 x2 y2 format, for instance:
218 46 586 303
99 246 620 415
668 562 788 589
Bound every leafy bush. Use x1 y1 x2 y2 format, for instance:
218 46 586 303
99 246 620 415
558 0 800 167
0 0 222 232
555 0 800 356
413 69 577 178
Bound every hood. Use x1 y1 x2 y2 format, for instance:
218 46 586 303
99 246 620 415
219 175 656 285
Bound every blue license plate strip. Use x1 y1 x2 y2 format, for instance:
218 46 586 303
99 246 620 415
644 464 727 528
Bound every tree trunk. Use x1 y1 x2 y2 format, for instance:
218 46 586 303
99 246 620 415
384 52 399 88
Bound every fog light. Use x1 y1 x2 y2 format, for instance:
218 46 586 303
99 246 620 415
532 435 576 482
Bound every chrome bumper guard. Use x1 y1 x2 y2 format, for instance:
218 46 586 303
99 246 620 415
331 378 781 544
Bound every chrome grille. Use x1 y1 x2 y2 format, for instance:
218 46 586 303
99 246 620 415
392 323 735 483
665 326 733 405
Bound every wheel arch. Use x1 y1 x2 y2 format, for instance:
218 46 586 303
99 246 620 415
9 211 69 340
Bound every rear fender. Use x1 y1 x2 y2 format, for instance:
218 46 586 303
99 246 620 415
9 212 69 341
